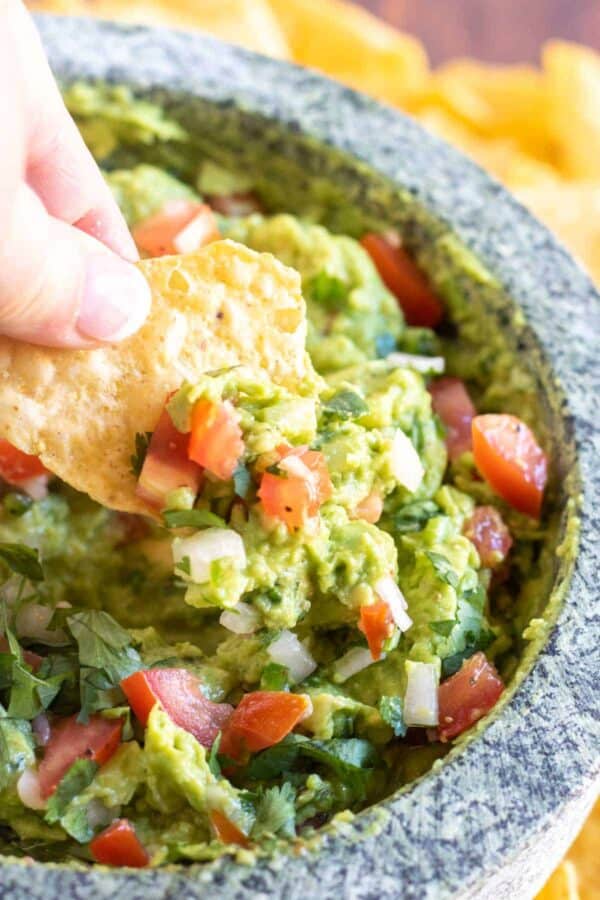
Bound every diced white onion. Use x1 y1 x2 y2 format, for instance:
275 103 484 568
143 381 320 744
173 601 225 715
386 353 445 375
86 800 119 830
298 694 314 721
19 476 49 501
389 430 424 493
375 576 413 633
278 454 312 481
15 602 69 645
32 713 51 747
333 647 379 683
17 768 46 810
172 211 216 254
220 602 261 635
172 528 246 583
267 630 317 684
403 661 439 727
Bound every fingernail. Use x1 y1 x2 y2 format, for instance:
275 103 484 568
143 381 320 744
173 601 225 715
77 255 151 342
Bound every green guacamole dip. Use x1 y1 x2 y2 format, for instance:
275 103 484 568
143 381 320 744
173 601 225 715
0 86 557 868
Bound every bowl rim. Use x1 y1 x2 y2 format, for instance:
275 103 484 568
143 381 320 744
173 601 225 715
1 15 598 899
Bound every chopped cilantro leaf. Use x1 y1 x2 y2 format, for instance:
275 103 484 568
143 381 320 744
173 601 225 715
45 758 98 826
321 390 368 421
208 732 222 777
391 501 439 534
430 620 455 637
260 662 290 692
163 508 225 529
251 783 296 840
425 550 460 589
0 543 43 582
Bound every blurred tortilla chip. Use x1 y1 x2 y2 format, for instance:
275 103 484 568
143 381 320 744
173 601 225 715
515 180 600 284
268 0 429 105
0 241 308 515
415 106 556 188
563 799 600 900
544 41 600 179
536 861 579 900
26 0 291 59
411 60 551 161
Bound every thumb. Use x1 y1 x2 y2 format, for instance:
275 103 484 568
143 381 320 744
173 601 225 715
0 183 151 348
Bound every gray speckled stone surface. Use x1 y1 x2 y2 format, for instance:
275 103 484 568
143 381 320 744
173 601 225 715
1 15 598 900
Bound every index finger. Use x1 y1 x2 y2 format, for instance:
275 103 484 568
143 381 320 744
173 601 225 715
7 3 138 261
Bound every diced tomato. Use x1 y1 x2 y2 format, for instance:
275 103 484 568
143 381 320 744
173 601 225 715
136 405 203 509
360 233 443 328
209 810 250 847
206 193 263 217
258 445 332 530
472 414 548 519
358 601 394 661
352 491 384 524
38 715 123 799
438 652 504 742
120 668 233 748
464 506 513 568
132 200 220 257
429 377 476 461
90 819 149 868
188 400 245 481
0 439 47 485
219 691 311 761
0 636 43 672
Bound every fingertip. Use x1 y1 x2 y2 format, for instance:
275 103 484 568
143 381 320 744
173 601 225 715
77 254 151 343
75 207 140 263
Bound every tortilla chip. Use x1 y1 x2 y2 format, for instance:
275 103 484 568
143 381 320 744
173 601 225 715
544 41 600 180
515 180 600 284
563 799 600 900
0 240 308 516
411 60 551 161
26 0 291 59
268 0 429 105
536 861 579 900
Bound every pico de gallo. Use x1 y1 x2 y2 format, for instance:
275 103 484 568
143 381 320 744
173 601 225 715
0 87 553 869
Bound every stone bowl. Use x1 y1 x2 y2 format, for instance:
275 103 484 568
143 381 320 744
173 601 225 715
1 15 598 900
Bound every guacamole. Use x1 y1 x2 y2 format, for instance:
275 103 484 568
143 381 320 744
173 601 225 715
0 87 555 868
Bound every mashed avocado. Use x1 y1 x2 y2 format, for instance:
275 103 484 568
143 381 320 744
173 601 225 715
0 87 560 868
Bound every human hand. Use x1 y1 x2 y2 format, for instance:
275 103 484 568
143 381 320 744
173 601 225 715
0 2 151 348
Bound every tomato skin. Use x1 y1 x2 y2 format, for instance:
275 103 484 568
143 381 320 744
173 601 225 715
90 819 149 868
360 233 443 328
219 691 311 761
210 810 250 847
258 446 332 530
358 601 394 661
0 440 47 485
120 668 233 748
429 377 476 461
38 715 123 799
132 201 219 257
188 400 245 481
464 505 513 568
472 414 548 518
136 405 203 509
438 652 504 742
